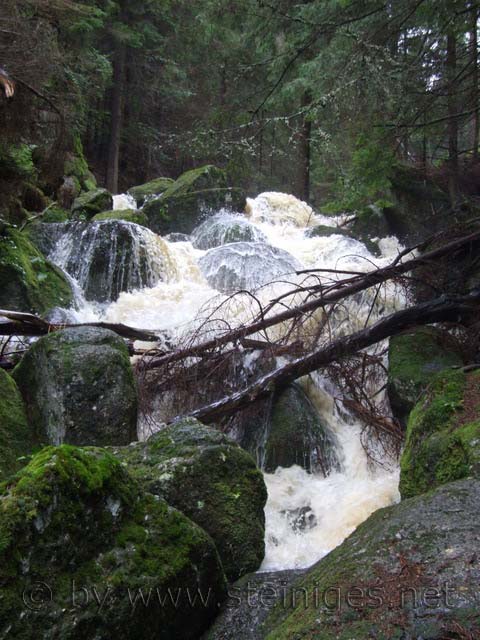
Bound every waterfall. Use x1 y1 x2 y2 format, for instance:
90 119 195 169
47 191 404 572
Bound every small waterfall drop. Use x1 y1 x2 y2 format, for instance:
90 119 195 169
47 190 405 572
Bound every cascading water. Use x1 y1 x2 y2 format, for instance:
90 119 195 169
47 190 404 572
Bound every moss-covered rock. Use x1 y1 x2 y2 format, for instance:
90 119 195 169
63 135 97 193
0 227 73 314
387 326 464 428
0 369 34 480
262 478 480 639
72 188 113 220
143 165 245 235
111 418 267 582
128 176 175 207
399 368 480 499
192 213 266 250
91 209 149 226
0 445 227 639
25 221 70 257
13 327 138 447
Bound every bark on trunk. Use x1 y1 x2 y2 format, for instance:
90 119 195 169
106 41 127 194
299 91 312 202
471 2 479 161
447 30 459 205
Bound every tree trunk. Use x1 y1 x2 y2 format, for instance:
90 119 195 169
299 91 312 201
471 2 479 161
447 30 459 205
106 41 127 194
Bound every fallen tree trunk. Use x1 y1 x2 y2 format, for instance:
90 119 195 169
144 227 480 371
0 309 163 342
184 291 480 424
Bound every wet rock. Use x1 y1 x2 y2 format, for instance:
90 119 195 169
387 325 464 428
400 367 480 499
192 213 266 250
111 417 267 582
198 241 300 293
0 445 226 639
51 219 174 302
13 327 137 447
239 384 340 475
0 369 34 480
262 479 480 639
72 188 113 220
165 232 191 242
281 506 318 533
307 223 379 255
0 227 73 314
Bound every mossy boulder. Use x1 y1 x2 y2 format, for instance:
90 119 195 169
63 135 97 193
111 418 267 582
91 209 149 226
142 165 245 235
262 478 480 639
72 188 113 220
13 327 138 447
400 368 480 499
387 326 464 428
0 369 34 480
0 227 73 314
25 221 70 257
192 213 266 250
128 176 175 207
0 445 227 639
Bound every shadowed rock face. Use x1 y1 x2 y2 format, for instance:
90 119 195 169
261 478 480 640
13 327 138 447
111 418 268 582
198 241 300 293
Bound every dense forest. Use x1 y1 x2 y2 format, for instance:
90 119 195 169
1 2 480 639
2 0 480 207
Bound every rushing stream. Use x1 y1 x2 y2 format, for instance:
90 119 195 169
45 191 403 572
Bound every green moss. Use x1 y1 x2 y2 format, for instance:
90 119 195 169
111 419 267 582
72 188 113 220
0 370 34 481
0 227 73 314
0 444 227 637
128 176 175 206
388 326 463 427
91 209 148 226
400 369 480 499
41 206 70 223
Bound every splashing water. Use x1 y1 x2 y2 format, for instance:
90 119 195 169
47 191 406 571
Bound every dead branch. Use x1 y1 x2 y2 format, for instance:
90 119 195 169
182 291 480 424
0 309 163 342
142 227 480 371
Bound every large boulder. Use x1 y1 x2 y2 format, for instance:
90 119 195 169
72 188 113 220
0 227 73 314
239 384 340 475
111 418 267 582
50 220 174 302
400 368 480 500
13 327 138 447
142 165 245 235
26 221 70 256
192 213 266 250
307 223 379 255
262 479 480 639
128 176 175 207
198 241 300 293
387 326 464 428
0 445 227 639
0 369 33 480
